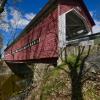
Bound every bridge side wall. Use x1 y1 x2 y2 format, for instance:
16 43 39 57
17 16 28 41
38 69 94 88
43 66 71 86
4 0 94 64
4 5 59 62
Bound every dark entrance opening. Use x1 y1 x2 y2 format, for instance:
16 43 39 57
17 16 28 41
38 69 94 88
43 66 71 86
66 10 89 40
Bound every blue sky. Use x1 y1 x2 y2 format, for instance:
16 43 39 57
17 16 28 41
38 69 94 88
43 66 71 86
0 0 100 49
85 0 100 20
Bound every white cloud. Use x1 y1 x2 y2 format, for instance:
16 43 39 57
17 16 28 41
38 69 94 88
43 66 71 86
90 11 100 33
93 20 100 33
10 15 29 29
25 13 36 21
0 22 10 32
0 9 8 21
9 7 35 29
0 7 36 32
0 9 10 32
90 11 94 17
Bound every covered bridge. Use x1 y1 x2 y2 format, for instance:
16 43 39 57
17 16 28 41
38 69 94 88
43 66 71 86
4 0 95 64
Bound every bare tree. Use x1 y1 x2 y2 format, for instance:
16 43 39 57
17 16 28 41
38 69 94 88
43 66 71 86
58 45 91 100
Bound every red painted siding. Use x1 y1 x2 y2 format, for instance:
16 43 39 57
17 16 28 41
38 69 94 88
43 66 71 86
5 6 58 62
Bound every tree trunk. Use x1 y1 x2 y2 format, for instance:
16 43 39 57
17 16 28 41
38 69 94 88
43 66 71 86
71 78 83 100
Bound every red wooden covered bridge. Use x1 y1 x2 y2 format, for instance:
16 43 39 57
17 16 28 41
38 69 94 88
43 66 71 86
4 0 95 64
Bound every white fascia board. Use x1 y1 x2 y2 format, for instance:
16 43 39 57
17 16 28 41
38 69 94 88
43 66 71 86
58 9 74 48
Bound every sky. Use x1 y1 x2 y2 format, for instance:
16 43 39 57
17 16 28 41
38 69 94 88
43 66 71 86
85 0 100 33
0 0 100 50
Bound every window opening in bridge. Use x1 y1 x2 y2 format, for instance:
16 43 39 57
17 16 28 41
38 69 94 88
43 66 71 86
66 10 89 40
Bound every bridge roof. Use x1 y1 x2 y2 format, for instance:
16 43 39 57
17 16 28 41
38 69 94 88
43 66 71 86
5 0 95 51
